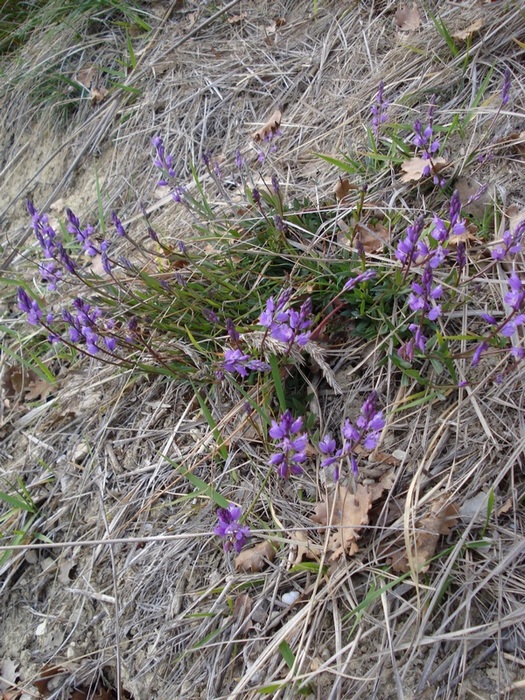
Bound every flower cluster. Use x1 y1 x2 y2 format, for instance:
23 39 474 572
259 290 312 347
473 272 525 366
268 410 309 480
214 503 251 553
412 96 440 173
400 263 443 361
319 392 385 480
221 348 270 378
151 136 185 202
17 287 119 355
343 269 377 292
17 288 43 326
371 81 389 136
492 220 525 261
395 215 425 267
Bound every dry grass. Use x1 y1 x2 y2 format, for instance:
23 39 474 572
1 1 525 699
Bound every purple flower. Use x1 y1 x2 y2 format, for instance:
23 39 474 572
203 308 220 324
395 215 425 266
472 341 489 367
318 393 385 480
371 80 389 136
412 97 440 158
235 151 245 170
343 269 377 292
17 287 42 326
491 221 525 260
504 272 525 311
407 263 443 326
214 503 251 553
259 293 312 347
111 212 126 237
222 348 270 378
152 136 176 183
268 410 309 480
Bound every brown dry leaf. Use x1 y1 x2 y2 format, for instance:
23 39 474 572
2 692 21 700
334 177 358 203
312 481 393 561
391 498 460 573
400 156 447 183
252 109 282 143
497 497 513 516
266 17 286 35
90 86 108 105
24 375 53 402
449 223 478 246
288 530 320 566
368 448 401 467
452 18 484 41
235 541 276 572
508 206 525 234
2 365 53 403
355 221 389 253
33 665 67 697
394 4 421 31
228 12 247 23
76 64 96 89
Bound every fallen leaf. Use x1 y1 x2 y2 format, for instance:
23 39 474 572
90 86 108 105
391 497 459 573
76 64 96 90
266 17 286 35
452 18 483 41
334 177 358 203
2 365 53 403
235 541 276 572
508 206 525 234
312 480 393 561
497 497 513 516
395 4 421 31
288 530 320 566
233 593 252 620
355 221 389 253
24 375 54 402
252 109 282 143
0 659 19 693
228 12 247 23
400 156 447 182
33 666 66 696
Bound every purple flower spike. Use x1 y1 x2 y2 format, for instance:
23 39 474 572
268 410 309 480
17 287 42 326
318 393 385 480
343 269 376 292
214 503 251 553
371 80 389 136
259 291 312 348
222 348 270 378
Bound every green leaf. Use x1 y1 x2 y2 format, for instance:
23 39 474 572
279 640 295 670
0 491 35 512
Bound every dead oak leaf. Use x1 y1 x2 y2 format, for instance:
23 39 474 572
391 498 459 573
235 541 276 572
334 177 358 203
227 12 247 23
312 479 393 561
355 221 389 253
252 109 282 143
288 530 321 566
452 18 484 41
400 156 447 183
395 4 421 31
